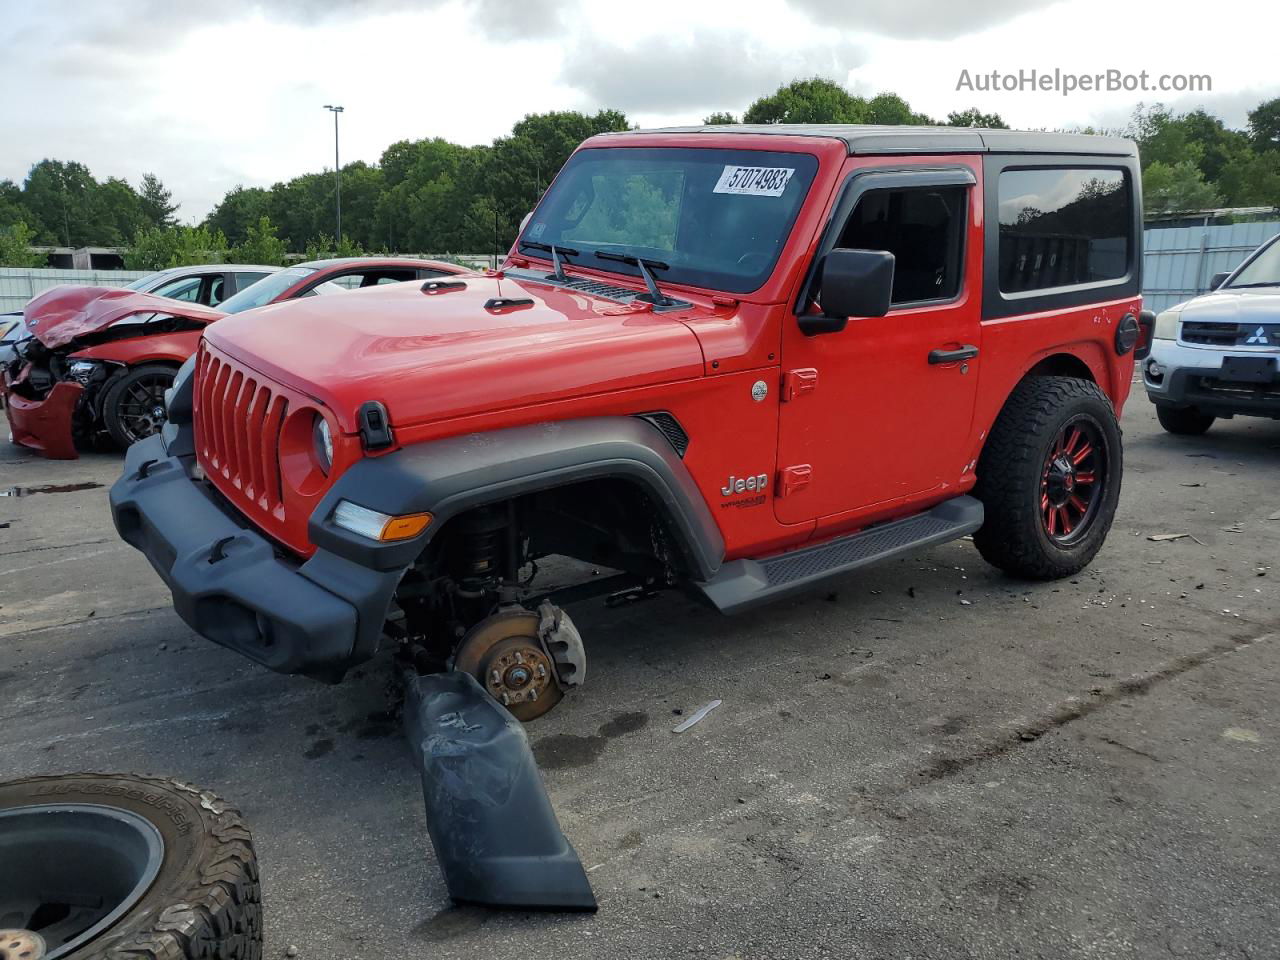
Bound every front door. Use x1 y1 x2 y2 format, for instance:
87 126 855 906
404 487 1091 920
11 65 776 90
775 158 984 527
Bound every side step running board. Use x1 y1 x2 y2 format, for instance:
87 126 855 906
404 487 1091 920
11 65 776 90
696 495 983 614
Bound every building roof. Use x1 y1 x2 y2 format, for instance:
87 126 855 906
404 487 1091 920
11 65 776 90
609 124 1137 157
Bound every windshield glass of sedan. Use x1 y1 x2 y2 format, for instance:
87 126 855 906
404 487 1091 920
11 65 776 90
521 147 819 294
217 267 315 313
1226 239 1280 288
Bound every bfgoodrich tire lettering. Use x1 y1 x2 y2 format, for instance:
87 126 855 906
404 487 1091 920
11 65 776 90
973 376 1123 579
0 773 261 959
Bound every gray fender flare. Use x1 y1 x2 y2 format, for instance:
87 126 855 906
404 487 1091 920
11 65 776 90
308 417 726 580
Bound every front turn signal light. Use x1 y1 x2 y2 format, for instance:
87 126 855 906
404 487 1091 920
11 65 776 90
332 500 432 542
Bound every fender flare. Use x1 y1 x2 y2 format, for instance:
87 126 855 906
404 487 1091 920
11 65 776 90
308 417 726 580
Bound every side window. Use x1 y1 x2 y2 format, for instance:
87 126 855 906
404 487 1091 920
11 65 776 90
233 272 271 294
360 269 416 287
997 168 1129 293
208 276 226 306
152 276 203 302
837 186 966 305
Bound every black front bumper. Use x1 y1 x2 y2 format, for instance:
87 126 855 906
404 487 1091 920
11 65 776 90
110 435 402 681
1147 364 1280 419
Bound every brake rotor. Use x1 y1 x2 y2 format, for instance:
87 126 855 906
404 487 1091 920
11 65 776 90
0 930 47 960
454 609 563 721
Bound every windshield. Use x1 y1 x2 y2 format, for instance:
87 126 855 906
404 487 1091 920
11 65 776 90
217 266 315 314
520 147 819 294
125 273 164 291
1225 237 1280 289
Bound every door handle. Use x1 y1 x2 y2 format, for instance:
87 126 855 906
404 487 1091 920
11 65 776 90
928 344 980 365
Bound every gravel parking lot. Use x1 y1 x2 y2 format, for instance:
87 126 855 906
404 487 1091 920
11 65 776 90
2 393 1278 960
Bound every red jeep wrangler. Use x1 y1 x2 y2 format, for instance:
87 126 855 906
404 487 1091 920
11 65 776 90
111 125 1145 721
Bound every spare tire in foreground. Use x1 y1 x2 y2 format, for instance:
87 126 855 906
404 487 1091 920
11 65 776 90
0 773 260 959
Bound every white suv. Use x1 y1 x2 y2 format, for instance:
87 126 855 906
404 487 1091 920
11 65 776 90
1143 233 1280 434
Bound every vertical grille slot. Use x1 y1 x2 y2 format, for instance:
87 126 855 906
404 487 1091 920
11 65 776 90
194 346 287 515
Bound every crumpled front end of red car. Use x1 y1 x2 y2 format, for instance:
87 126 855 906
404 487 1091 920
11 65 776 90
4 379 83 459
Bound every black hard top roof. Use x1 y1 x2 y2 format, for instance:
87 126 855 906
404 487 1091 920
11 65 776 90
607 124 1137 157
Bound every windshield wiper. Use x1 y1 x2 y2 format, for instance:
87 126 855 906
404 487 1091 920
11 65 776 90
1224 282 1280 288
518 240 580 283
593 251 674 306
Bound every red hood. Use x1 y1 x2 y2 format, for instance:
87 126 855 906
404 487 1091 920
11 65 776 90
204 272 713 432
25 286 225 350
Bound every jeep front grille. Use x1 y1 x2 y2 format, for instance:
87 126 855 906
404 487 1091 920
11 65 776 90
194 346 288 516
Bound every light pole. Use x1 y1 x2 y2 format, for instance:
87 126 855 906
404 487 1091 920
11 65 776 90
322 104 344 243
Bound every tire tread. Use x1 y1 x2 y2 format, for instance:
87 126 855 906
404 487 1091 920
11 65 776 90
2 773 260 960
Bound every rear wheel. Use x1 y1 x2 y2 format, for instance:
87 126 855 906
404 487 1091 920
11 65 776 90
1156 404 1215 435
0 773 260 959
973 376 1122 580
101 364 177 449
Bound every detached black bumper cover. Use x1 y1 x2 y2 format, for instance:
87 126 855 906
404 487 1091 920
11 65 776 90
109 434 401 680
403 670 597 911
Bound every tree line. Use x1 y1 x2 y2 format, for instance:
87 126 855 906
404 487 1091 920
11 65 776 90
1 78 1278 270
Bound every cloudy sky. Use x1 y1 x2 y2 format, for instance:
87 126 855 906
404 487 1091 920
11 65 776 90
2 0 1275 221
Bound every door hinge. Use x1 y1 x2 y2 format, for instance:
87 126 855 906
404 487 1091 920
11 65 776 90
782 368 818 402
777 464 813 497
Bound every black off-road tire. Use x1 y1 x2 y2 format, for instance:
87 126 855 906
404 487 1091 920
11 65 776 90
1155 404 1216 435
0 773 261 959
101 364 178 450
972 376 1123 580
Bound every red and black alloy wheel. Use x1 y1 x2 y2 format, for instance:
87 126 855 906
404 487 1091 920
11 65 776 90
973 376 1123 580
1039 416 1107 545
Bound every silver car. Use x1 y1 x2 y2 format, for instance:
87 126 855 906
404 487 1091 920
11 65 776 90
1143 233 1280 434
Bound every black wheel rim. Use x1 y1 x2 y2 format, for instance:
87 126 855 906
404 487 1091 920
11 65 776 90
0 804 164 959
115 374 172 443
1040 416 1107 546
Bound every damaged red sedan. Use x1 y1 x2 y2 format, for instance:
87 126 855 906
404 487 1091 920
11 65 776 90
3 257 464 458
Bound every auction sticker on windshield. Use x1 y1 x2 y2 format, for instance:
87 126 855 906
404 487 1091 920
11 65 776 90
713 165 795 196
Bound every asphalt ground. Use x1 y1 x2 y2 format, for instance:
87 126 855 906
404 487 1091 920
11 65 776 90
1 394 1278 960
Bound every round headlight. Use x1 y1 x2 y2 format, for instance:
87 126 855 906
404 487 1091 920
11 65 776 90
313 415 333 474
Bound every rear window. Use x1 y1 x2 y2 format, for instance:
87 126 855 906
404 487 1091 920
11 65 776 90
997 168 1131 294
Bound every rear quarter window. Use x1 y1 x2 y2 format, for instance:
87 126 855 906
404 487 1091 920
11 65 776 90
981 154 1140 320
998 168 1130 293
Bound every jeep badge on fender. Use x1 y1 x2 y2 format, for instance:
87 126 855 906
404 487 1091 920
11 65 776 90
722 474 769 496
112 123 1142 725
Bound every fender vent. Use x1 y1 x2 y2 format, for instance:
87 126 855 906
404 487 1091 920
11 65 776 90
635 411 689 457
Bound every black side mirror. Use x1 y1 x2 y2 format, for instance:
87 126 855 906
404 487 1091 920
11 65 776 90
1209 271 1230 291
800 248 895 336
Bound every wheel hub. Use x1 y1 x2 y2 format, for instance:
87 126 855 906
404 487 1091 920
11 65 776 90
0 930 46 960
453 610 564 721
0 804 164 960
1044 454 1077 506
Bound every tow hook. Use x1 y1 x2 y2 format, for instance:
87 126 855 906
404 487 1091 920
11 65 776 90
402 670 597 911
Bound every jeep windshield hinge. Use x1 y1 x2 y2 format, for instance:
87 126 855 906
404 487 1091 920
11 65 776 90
358 401 394 450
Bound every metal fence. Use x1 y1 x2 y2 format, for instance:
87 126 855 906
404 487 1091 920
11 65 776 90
0 256 496 314
1142 221 1280 314
7 235 1277 317
0 268 150 313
